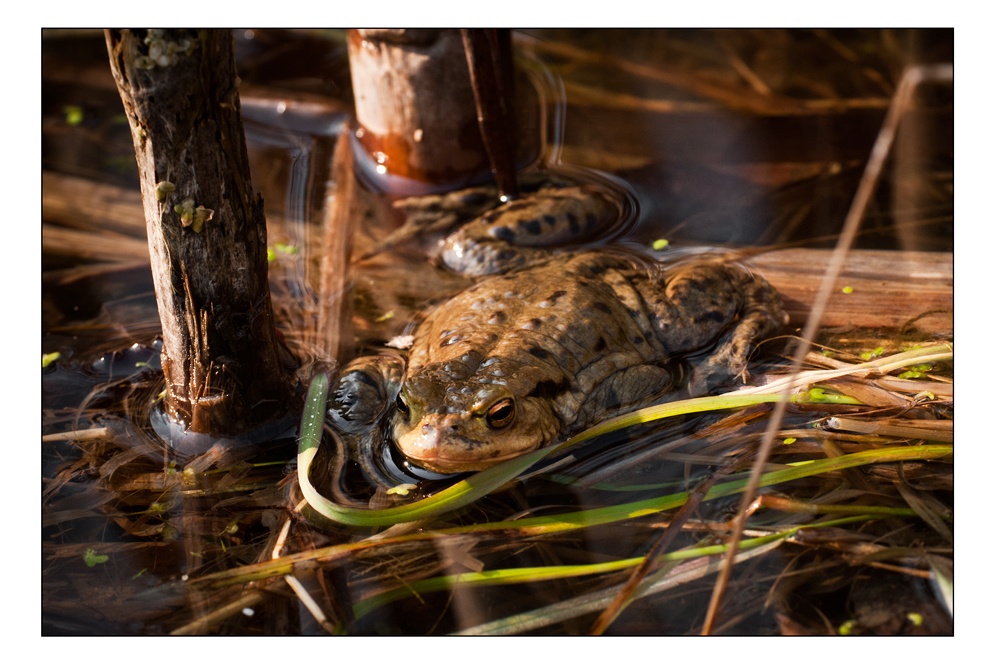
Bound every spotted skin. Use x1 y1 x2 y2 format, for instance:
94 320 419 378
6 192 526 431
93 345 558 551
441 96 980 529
331 243 786 474
441 186 618 276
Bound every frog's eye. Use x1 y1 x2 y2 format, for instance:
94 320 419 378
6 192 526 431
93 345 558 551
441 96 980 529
395 392 410 417
485 398 515 429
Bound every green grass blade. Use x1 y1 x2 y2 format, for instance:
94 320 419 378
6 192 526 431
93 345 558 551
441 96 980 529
356 517 876 620
299 379 793 526
430 444 951 535
454 540 785 635
298 356 950 529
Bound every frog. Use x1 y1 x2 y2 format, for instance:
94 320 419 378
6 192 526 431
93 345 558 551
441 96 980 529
329 175 787 476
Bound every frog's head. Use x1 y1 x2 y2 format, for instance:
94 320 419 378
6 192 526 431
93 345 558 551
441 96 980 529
391 360 561 474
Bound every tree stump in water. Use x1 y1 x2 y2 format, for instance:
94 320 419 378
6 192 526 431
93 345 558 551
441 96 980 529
105 29 292 436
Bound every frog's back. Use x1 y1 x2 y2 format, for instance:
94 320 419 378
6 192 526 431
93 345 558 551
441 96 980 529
408 252 677 430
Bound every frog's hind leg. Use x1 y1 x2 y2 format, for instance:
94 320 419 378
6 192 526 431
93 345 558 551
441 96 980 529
326 356 406 490
442 186 619 276
685 264 788 395
573 364 675 432
641 261 786 396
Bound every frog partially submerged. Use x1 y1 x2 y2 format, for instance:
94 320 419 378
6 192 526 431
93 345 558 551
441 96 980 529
330 177 786 475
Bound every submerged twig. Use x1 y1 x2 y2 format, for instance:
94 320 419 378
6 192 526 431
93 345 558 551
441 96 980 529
42 427 115 443
284 574 337 634
170 590 267 635
826 416 952 443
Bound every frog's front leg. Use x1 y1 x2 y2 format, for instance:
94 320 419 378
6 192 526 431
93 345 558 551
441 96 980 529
326 354 406 488
372 186 501 259
443 186 619 276
327 355 405 433
645 261 787 395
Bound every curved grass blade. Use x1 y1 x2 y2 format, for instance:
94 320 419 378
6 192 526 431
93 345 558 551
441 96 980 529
298 373 575 526
299 375 792 526
299 341 952 527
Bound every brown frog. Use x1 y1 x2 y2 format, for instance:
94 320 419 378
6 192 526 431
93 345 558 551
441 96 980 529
330 177 786 475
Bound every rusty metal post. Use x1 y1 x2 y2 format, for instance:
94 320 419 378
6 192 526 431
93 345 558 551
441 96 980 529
347 29 491 191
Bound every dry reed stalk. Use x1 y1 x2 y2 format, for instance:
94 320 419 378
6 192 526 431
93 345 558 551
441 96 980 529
701 63 953 634
314 127 357 362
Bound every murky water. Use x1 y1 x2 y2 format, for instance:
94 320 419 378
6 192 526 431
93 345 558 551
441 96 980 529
42 29 952 635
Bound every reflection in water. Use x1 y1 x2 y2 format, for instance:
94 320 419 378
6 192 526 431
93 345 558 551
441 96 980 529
42 29 952 635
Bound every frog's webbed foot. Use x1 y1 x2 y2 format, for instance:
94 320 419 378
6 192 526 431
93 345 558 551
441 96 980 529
371 171 604 267
325 355 407 489
687 265 788 396
327 355 404 432
361 187 501 260
443 185 619 276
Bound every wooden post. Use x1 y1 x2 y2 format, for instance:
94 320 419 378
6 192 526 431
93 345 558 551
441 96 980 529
347 29 491 191
105 29 291 436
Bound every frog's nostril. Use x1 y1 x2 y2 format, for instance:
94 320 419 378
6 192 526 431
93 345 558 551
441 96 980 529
449 425 459 432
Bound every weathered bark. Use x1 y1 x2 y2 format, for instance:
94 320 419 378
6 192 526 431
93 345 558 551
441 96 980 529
745 248 952 333
347 29 490 189
105 29 291 436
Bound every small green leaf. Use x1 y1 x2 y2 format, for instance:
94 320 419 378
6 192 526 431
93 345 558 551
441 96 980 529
842 286 853 294
798 388 862 405
274 242 299 255
387 484 417 496
267 248 276 262
860 346 885 360
838 619 858 635
131 568 147 580
42 352 61 368
897 371 926 379
83 549 109 567
651 239 670 251
154 181 175 202
191 205 214 233
174 198 195 226
65 105 84 126
782 437 797 445
907 613 923 626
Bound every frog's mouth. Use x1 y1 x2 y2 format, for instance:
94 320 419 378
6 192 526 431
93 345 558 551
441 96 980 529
394 414 540 474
